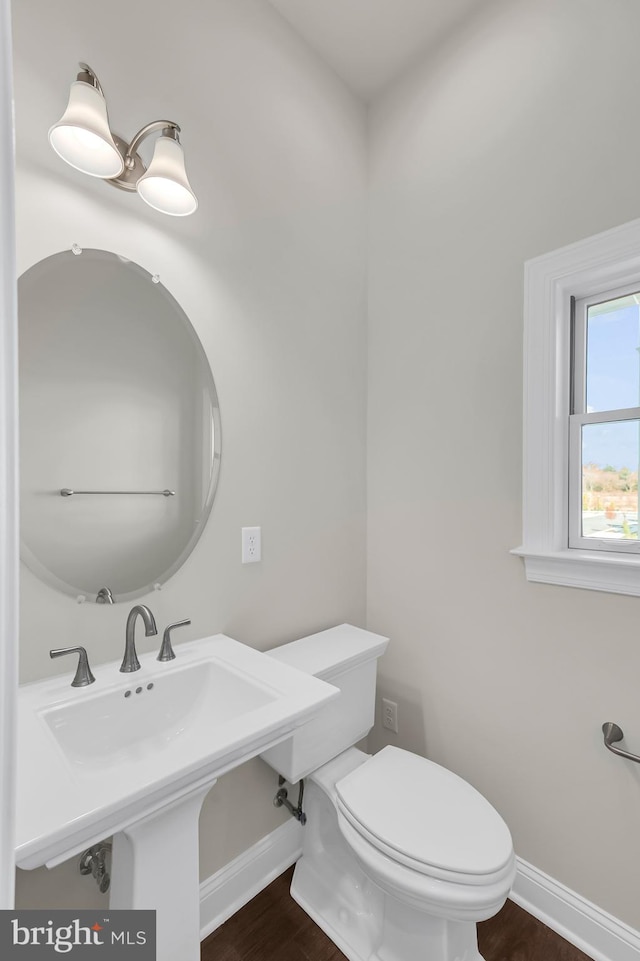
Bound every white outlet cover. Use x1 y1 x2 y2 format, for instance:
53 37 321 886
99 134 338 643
381 697 398 733
241 527 261 563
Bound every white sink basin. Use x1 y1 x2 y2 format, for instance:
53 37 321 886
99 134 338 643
43 657 277 768
16 634 338 870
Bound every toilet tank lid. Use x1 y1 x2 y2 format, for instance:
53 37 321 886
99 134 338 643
267 624 389 678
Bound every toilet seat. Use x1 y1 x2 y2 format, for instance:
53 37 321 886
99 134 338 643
335 746 514 887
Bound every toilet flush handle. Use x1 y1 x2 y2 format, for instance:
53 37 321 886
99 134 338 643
602 722 640 763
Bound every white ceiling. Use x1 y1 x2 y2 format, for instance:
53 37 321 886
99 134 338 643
266 0 488 100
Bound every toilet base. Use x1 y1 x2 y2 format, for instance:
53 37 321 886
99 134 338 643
291 862 382 961
291 852 483 961
290 773 486 961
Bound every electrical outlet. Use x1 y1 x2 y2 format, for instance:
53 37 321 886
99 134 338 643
241 526 261 563
382 697 398 733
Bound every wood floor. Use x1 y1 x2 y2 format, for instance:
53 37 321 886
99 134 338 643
201 866 593 961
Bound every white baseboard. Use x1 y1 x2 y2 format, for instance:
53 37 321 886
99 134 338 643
199 819 303 941
199 828 640 961
512 856 640 961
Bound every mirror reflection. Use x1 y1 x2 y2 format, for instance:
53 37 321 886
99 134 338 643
19 248 221 602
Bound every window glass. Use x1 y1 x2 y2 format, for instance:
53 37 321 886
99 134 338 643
581 420 638 540
586 294 640 412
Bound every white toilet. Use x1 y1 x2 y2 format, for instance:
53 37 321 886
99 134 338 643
261 624 516 961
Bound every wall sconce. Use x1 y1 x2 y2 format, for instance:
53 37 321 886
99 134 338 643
49 63 198 217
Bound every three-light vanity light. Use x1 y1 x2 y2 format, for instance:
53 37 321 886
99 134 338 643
48 63 198 216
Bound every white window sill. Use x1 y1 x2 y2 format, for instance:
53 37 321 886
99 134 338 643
511 546 640 596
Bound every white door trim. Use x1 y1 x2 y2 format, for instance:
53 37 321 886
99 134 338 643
0 0 19 911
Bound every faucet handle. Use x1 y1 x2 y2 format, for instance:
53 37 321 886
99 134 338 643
157 619 191 662
50 646 96 687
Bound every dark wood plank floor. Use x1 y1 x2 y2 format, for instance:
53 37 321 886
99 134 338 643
202 867 593 961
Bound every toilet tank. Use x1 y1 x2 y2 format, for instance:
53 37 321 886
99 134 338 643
260 624 388 783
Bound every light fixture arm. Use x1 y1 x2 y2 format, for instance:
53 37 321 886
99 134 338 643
124 121 181 170
77 62 104 97
107 121 182 192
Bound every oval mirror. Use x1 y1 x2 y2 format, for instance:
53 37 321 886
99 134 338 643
19 248 221 603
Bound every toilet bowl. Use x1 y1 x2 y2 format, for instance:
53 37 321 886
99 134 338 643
261 625 515 961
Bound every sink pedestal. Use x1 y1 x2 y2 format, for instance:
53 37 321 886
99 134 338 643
110 782 214 961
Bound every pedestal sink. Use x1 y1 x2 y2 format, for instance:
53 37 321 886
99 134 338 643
17 634 338 961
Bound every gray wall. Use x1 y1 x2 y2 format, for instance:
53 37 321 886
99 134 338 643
13 0 367 906
367 0 640 929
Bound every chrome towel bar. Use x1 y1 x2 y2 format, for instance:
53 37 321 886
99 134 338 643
602 721 640 763
60 488 175 497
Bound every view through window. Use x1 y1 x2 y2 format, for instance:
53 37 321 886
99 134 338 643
572 289 640 547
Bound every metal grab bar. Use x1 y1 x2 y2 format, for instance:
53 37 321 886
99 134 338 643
602 722 640 763
60 488 175 497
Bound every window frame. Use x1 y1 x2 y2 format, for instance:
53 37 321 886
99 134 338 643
513 217 640 596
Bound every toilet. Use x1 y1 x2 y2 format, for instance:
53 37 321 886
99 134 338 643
261 624 516 961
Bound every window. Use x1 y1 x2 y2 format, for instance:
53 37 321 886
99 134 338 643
569 286 640 553
514 218 640 596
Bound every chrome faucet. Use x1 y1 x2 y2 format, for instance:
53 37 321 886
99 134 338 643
120 604 157 673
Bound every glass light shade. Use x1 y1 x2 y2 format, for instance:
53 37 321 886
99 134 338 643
48 81 124 179
136 136 198 216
